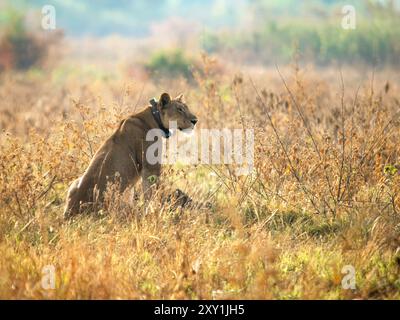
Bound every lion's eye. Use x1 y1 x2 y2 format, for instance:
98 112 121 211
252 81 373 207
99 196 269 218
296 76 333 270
177 107 184 113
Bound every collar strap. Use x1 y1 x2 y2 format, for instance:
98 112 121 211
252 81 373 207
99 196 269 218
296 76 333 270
149 98 171 138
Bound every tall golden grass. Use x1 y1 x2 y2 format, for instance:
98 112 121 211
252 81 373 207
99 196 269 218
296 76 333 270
0 57 399 299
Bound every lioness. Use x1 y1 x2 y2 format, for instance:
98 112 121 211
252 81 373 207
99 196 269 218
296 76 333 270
64 92 198 218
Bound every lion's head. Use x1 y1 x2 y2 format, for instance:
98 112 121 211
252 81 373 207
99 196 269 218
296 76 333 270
158 93 198 131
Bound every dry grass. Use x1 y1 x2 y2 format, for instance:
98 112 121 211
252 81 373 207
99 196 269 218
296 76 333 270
0 57 400 299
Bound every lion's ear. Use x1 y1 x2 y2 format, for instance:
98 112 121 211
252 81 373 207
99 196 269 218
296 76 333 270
160 93 171 108
175 93 184 102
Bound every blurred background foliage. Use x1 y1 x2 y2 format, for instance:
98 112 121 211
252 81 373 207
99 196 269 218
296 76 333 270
145 49 195 81
0 4 61 71
200 0 400 65
0 0 399 73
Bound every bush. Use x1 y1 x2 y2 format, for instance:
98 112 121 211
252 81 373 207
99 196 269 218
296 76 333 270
0 7 60 71
201 5 400 66
145 49 194 80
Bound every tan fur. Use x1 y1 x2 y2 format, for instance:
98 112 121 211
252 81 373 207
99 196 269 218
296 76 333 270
64 93 197 218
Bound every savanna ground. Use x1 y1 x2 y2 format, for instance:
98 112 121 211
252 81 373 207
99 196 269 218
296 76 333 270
2 1 400 299
1 49 400 299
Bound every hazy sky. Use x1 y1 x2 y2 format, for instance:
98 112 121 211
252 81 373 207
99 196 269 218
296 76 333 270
8 0 386 36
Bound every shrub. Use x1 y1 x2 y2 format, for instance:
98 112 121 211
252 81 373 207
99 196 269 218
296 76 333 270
145 49 194 81
0 7 60 71
201 4 400 66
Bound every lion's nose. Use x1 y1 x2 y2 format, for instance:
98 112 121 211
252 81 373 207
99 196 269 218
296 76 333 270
191 118 198 125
